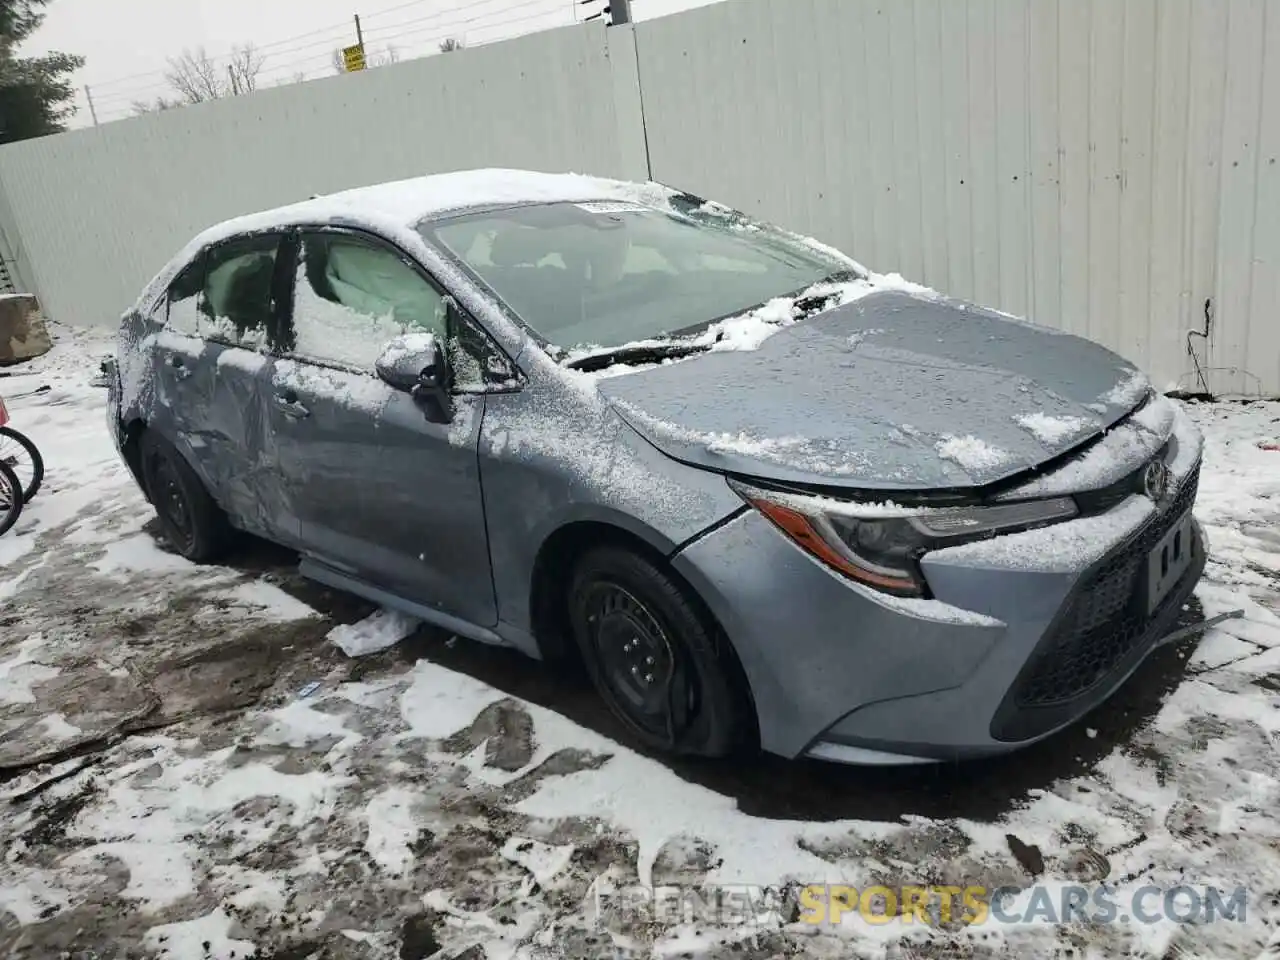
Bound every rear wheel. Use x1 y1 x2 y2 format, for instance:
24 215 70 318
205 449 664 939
0 426 43 503
139 431 231 562
568 546 753 758
0 459 24 538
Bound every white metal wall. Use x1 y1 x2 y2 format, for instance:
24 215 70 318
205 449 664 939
635 0 1280 396
1 0 1277 395
0 22 642 330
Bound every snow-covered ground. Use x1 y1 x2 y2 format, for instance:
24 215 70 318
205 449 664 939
2 328 1279 959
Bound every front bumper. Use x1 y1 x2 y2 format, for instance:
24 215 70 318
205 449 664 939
672 454 1206 764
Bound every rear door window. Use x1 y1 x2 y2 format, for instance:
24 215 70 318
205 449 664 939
165 257 205 336
200 234 286 351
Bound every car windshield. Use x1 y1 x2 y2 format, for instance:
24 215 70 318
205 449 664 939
421 200 849 352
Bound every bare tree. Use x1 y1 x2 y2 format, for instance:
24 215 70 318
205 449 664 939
377 44 400 65
438 37 463 53
226 44 265 95
164 44 264 103
165 47 222 103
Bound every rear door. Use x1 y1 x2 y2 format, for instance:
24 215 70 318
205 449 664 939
149 256 209 462
264 227 499 626
150 232 290 539
193 232 295 540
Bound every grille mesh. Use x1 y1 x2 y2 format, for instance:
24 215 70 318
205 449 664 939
1013 464 1200 707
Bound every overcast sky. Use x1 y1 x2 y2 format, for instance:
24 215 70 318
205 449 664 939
22 0 720 126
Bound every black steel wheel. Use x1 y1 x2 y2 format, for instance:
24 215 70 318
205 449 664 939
139 431 231 562
0 459 24 538
0 426 44 503
568 545 753 758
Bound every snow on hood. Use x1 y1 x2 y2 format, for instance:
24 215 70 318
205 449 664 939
594 290 1157 492
565 270 928 369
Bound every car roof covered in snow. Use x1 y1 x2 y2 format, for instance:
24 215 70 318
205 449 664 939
130 168 670 318
221 168 656 235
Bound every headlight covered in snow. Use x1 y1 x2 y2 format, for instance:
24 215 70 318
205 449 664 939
729 480 1077 597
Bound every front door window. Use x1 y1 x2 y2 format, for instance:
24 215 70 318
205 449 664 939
291 232 448 371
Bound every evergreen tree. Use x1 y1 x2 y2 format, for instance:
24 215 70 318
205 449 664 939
0 0 84 143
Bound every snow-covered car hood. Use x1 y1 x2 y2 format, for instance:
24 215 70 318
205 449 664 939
597 290 1154 492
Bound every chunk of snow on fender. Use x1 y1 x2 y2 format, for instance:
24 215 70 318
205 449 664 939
328 608 420 657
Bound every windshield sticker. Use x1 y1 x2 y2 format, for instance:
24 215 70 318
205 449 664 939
574 201 647 215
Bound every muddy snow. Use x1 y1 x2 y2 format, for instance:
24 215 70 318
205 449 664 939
2 329 1279 959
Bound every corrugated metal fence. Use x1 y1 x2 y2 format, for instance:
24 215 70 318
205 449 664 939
1 0 1277 395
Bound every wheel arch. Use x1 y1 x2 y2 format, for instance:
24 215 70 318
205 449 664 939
121 418 149 498
527 517 760 746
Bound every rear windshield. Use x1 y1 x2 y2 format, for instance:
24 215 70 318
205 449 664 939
420 201 845 351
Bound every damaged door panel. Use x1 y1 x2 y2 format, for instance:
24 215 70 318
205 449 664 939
150 257 216 491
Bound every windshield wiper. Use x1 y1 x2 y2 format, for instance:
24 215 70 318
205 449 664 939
565 341 712 373
565 271 865 373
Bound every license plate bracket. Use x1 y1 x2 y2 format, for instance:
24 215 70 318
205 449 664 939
1146 509 1195 615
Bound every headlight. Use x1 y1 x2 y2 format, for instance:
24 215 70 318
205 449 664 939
729 480 1078 597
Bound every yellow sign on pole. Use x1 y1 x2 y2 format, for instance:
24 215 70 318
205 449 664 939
342 44 367 72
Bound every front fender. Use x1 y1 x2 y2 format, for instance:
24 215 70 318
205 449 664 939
477 380 743 637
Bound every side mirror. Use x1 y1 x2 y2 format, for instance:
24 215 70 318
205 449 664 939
375 332 453 422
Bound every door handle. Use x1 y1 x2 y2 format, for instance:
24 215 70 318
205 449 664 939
167 354 192 381
274 392 310 419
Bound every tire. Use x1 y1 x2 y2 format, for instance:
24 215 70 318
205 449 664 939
138 430 231 563
0 426 44 503
568 545 753 758
0 459 24 538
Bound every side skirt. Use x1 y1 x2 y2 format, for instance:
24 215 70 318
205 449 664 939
298 555 514 650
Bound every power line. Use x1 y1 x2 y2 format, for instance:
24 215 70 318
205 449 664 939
90 22 356 93
360 0 559 42
84 0 594 122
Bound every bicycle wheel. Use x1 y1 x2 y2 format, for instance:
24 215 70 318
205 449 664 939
0 458 23 537
0 426 42 503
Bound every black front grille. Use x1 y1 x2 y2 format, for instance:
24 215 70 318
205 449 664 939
1012 464 1201 708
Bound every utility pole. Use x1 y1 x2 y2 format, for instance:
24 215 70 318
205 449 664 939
84 85 99 126
579 0 631 25
354 14 365 52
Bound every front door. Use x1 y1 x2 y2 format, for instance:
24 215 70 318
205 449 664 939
264 228 497 626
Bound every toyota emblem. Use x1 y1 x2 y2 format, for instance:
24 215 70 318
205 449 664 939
1143 461 1171 502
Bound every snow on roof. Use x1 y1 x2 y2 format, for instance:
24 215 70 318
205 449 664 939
207 168 646 240
131 168 664 320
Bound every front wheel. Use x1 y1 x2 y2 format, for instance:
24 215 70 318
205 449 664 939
0 459 24 537
568 546 753 758
0 426 44 503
